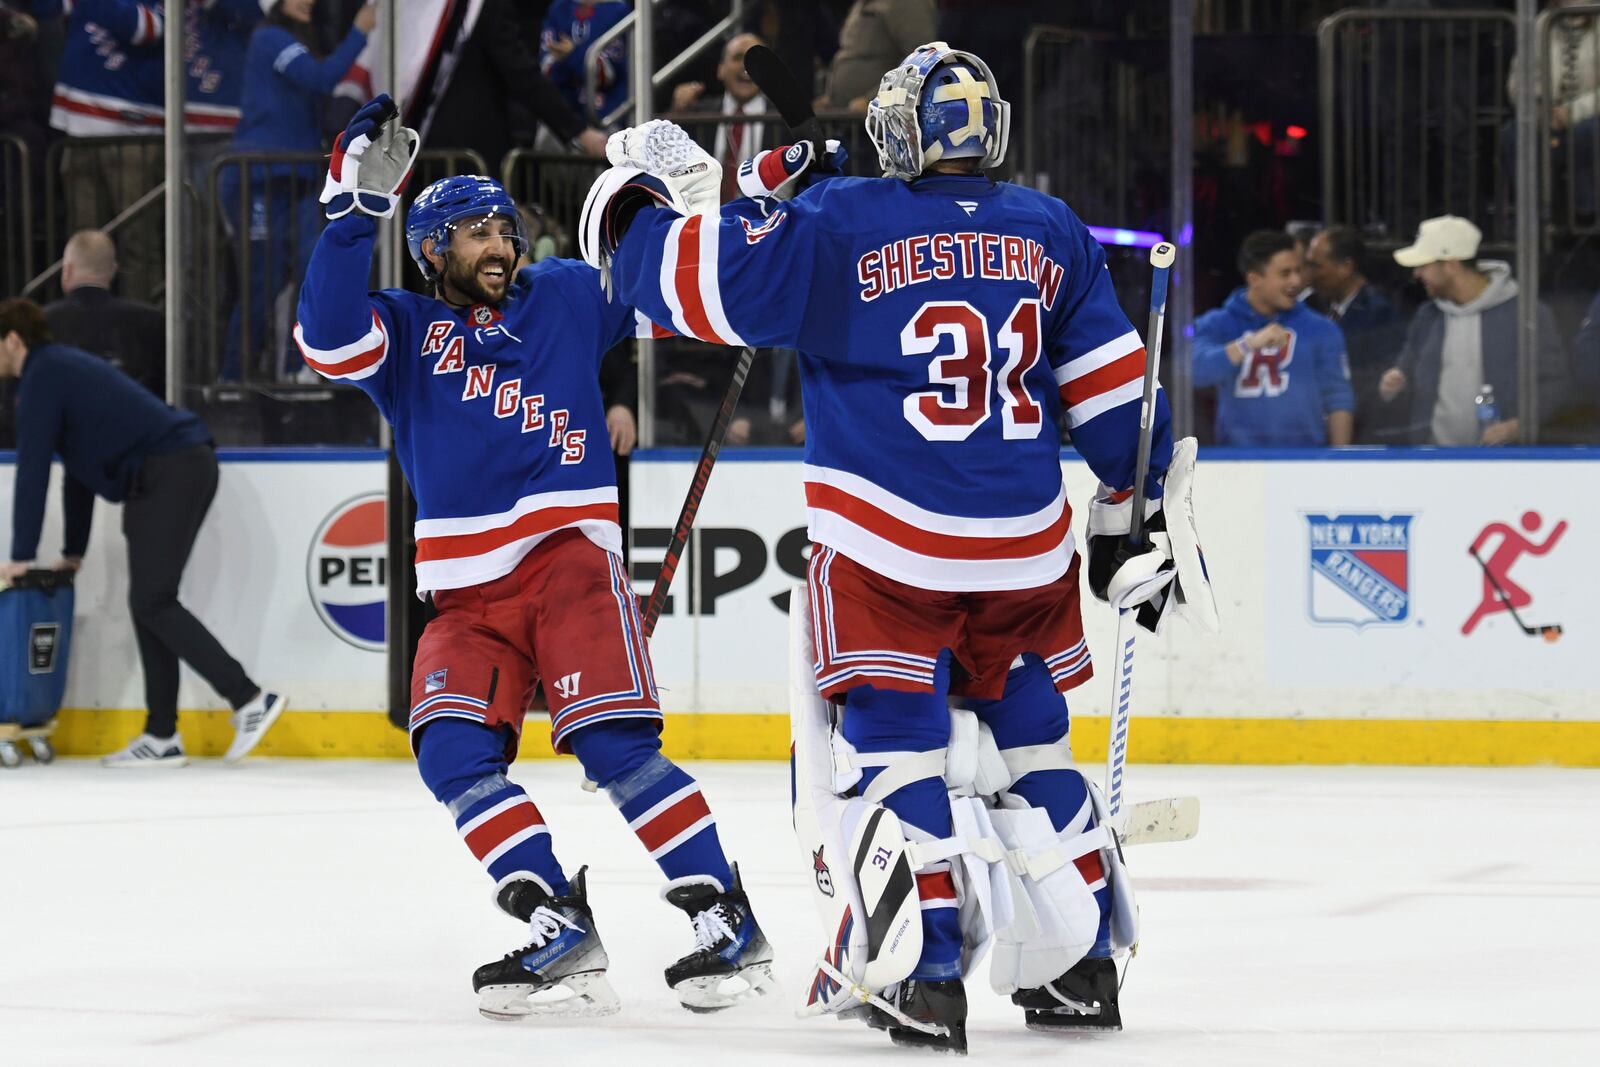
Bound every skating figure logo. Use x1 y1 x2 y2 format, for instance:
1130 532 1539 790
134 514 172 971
1305 513 1412 627
307 494 387 652
813 846 834 897
1462 510 1566 636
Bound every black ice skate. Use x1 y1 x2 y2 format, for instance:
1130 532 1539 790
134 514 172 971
1012 954 1123 1033
876 977 968 1055
661 862 775 1012
471 867 619 1021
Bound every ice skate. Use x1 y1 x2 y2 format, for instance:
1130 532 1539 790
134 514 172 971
1013 954 1123 1033
101 733 188 769
662 862 775 1012
472 867 619 1021
875 977 968 1055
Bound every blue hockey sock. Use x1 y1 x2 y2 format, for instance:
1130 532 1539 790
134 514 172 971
416 717 569 895
569 719 734 888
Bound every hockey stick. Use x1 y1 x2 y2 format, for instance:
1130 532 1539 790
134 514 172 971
637 45 815 639
1469 548 1563 642
1104 242 1176 838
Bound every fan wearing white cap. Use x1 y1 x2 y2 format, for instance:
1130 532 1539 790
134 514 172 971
1378 215 1568 446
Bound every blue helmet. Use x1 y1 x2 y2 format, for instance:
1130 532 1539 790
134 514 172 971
405 175 527 284
865 42 1011 180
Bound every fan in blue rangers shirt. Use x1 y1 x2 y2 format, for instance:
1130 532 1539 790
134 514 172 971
581 42 1218 1054
292 96 772 1022
1192 229 1355 447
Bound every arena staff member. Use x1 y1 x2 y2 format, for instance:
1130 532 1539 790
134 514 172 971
0 299 285 768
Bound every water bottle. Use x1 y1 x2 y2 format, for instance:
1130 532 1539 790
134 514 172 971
1475 385 1499 432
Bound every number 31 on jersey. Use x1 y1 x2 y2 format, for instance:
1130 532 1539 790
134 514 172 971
901 298 1044 442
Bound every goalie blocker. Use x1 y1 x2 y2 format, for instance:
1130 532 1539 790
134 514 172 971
788 584 1138 1034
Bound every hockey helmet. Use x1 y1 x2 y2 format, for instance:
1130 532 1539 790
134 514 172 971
865 42 1010 181
405 175 528 284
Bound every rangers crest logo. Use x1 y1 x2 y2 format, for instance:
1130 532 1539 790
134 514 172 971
740 210 787 245
813 846 835 897
1305 513 1413 627
424 669 448 693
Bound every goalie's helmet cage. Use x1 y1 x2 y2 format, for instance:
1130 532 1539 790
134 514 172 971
865 41 1011 181
405 175 528 285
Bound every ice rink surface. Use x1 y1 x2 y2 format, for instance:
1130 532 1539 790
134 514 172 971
2 758 1596 1066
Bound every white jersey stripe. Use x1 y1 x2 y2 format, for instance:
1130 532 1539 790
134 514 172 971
697 213 748 347
1066 378 1148 429
803 464 1067 539
1054 329 1144 386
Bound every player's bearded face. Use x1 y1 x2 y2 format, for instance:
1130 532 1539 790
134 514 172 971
440 216 520 305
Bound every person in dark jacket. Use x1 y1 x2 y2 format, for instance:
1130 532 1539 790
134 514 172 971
1304 226 1407 444
220 0 374 381
1378 216 1568 445
42 229 166 397
0 299 285 768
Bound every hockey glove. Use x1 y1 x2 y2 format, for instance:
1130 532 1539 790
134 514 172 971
580 122 721 286
735 139 847 203
320 93 420 220
1087 437 1220 635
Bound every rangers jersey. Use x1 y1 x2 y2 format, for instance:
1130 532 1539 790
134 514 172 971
295 214 636 594
609 172 1173 592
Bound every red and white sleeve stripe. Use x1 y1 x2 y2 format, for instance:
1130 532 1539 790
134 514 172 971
130 4 163 46
1055 329 1149 428
293 309 390 382
657 214 747 348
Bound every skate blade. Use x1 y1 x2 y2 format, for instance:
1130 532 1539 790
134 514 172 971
887 1027 966 1056
1023 1009 1122 1034
673 961 776 1013
478 970 622 1021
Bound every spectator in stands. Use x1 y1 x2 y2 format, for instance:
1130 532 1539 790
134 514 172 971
220 0 373 382
517 203 561 263
50 1 166 303
1378 215 1568 445
1193 230 1355 447
0 298 286 767
540 0 632 121
1507 0 1598 222
669 32 769 202
1304 226 1407 443
819 0 936 112
43 229 165 397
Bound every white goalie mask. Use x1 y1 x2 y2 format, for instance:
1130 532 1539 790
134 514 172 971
865 41 1012 181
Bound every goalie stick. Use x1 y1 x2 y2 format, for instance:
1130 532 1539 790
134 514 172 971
1103 243 1201 843
638 45 816 639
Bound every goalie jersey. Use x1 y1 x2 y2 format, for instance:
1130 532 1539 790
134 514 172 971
609 173 1173 592
295 214 637 594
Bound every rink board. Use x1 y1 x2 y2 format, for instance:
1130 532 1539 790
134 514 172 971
2 447 1597 765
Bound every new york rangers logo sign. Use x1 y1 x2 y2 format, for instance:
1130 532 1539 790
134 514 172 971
1305 513 1412 627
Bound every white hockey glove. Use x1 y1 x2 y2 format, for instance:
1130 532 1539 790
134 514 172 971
1086 437 1220 635
579 121 722 280
735 139 847 203
320 94 420 221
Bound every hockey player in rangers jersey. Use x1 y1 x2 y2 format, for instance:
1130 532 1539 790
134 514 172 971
583 44 1217 1053
293 96 771 1021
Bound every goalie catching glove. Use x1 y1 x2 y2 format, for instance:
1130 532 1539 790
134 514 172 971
320 93 419 220
1087 437 1220 635
579 120 722 274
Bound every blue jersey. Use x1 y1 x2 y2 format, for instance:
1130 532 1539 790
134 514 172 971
295 215 639 594
610 173 1172 592
540 0 630 117
232 22 369 159
1192 288 1354 447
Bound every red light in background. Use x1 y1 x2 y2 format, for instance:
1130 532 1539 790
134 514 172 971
1287 125 1308 140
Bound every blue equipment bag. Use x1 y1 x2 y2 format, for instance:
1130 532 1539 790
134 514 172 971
0 570 75 728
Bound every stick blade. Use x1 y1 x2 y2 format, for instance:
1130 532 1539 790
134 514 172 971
743 44 820 148
1118 796 1200 846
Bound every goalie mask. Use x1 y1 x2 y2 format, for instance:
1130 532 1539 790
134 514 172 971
405 175 528 285
865 42 1011 181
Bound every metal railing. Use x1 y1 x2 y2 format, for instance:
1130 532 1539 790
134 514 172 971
584 0 746 128
0 135 32 298
1319 9 1517 247
1539 4 1600 236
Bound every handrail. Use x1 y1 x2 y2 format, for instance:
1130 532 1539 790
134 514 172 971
21 180 168 299
584 0 746 128
1537 3 1600 237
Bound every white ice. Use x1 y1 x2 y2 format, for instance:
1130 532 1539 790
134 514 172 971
1 759 1596 1066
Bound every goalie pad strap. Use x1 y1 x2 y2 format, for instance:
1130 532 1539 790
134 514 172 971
998 742 1075 781
851 749 948 806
